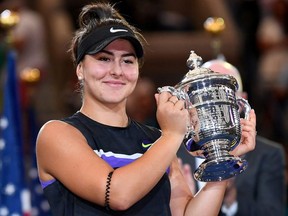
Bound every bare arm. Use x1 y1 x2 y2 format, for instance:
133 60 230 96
170 109 257 215
169 156 227 216
36 91 189 211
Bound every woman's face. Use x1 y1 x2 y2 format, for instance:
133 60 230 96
77 39 139 106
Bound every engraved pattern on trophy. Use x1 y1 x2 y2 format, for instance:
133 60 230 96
187 84 241 148
158 51 251 182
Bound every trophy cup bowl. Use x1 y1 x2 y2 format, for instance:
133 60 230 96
158 51 251 182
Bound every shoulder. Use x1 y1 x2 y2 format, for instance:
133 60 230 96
256 136 284 152
36 119 92 181
38 112 84 135
254 136 285 160
36 119 85 151
38 119 79 136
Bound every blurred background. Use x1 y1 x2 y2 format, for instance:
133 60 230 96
0 0 287 215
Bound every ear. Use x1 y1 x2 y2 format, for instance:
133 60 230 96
76 63 84 80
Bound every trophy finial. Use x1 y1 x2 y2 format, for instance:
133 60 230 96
186 51 203 70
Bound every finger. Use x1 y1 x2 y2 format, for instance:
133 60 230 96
241 120 254 131
168 95 179 104
174 99 185 110
241 127 257 142
241 119 256 136
182 163 196 195
241 130 255 141
248 109 256 125
167 100 176 106
177 158 183 167
155 91 170 105
241 133 256 152
241 116 256 130
183 163 192 174
154 93 159 105
189 107 198 117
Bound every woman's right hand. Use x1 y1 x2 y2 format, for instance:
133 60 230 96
155 91 189 138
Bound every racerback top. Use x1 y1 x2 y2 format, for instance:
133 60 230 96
42 112 171 216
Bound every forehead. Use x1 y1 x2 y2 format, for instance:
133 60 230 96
103 39 136 53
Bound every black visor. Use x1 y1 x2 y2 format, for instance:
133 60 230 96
76 24 144 64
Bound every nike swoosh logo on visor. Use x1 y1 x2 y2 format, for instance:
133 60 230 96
110 27 128 33
142 143 153 148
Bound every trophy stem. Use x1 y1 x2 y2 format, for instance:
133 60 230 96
194 139 248 182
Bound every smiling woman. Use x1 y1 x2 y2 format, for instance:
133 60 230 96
77 39 139 107
35 2 257 216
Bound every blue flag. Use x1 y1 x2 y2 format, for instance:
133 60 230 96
0 50 25 215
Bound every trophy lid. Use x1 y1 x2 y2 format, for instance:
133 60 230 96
175 51 238 91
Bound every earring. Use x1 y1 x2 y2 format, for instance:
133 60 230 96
78 76 83 81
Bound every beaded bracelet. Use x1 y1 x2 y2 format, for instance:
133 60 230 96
105 171 114 211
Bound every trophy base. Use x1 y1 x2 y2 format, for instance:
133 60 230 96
194 156 248 182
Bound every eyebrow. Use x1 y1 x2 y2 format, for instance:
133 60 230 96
99 50 137 58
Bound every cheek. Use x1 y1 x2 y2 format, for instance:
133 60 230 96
88 67 107 80
125 69 139 82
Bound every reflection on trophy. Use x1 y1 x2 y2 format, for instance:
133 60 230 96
158 51 251 182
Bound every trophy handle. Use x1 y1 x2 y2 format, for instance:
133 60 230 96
157 86 189 101
236 97 251 120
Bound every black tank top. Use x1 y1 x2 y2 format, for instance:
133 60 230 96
42 112 171 216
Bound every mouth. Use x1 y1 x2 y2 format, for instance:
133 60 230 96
103 80 126 87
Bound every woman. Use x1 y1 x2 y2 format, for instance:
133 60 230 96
36 2 256 215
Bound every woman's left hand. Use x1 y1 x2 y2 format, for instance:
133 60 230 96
231 109 257 156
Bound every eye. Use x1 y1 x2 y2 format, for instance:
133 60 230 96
123 56 136 64
123 59 134 64
99 56 110 62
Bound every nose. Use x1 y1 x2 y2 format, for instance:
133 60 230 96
110 61 123 76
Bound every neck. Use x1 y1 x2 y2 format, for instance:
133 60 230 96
80 102 129 127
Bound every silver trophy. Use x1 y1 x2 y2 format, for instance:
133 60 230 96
158 51 251 182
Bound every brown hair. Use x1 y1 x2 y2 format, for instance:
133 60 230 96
69 2 146 66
